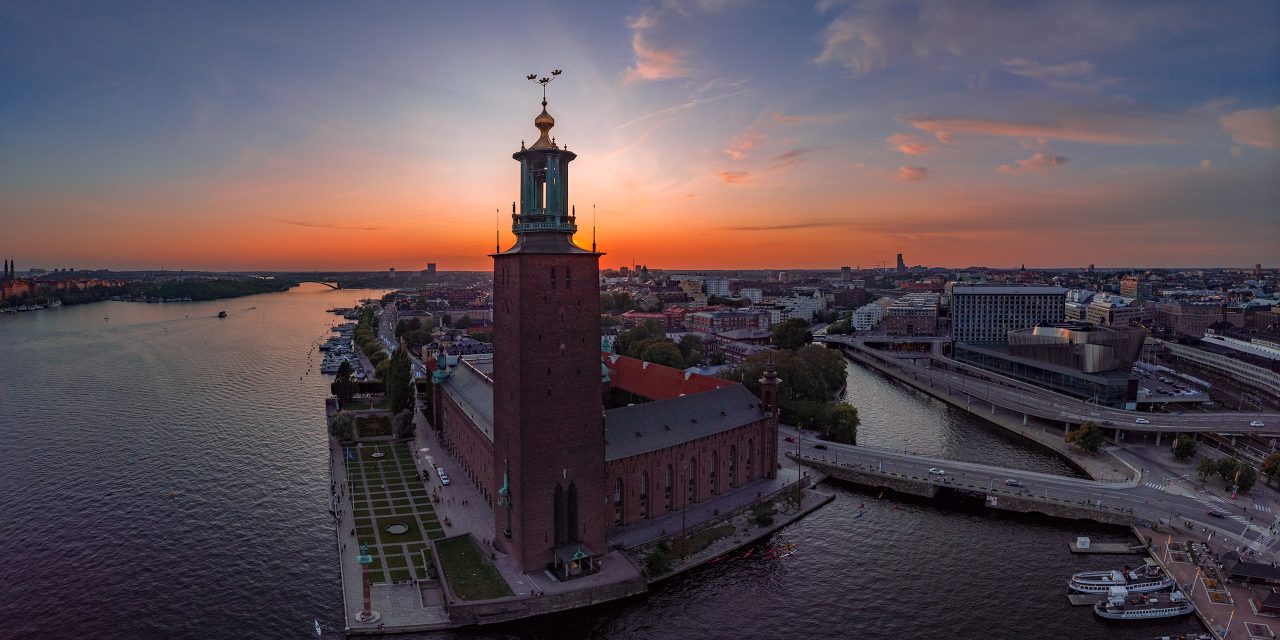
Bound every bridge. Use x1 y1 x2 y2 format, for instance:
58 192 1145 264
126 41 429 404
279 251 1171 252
816 334 1280 437
783 426 1280 557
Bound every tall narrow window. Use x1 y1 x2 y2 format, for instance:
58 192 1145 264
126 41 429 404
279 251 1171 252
639 471 648 519
613 477 624 526
565 267 572 289
553 484 567 545
550 267 556 289
664 465 673 512
567 482 579 542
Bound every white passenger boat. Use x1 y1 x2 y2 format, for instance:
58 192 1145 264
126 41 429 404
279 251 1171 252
1070 564 1174 593
1094 587 1194 620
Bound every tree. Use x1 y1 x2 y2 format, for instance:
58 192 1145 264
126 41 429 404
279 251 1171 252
616 320 666 358
391 409 415 439
770 318 813 350
822 404 860 445
327 411 356 440
1236 463 1259 492
1217 457 1240 484
1065 422 1103 453
1172 435 1196 460
1197 456 1217 481
333 360 358 406
368 349 389 367
1262 453 1280 485
677 334 704 367
374 359 390 381
453 315 472 329
640 341 685 369
386 347 414 415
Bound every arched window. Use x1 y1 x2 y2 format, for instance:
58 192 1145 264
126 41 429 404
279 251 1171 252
688 457 698 504
566 267 572 289
639 471 649 519
664 464 673 512
729 445 737 487
746 439 754 481
710 450 719 495
613 477 624 526
567 481 579 542
550 267 557 289
553 484 567 545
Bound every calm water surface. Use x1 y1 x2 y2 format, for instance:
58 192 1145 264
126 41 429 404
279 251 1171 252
0 289 1204 639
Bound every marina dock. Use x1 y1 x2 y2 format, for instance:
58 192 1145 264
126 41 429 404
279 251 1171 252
1069 541 1146 554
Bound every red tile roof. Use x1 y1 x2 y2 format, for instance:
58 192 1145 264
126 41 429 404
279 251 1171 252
603 353 735 400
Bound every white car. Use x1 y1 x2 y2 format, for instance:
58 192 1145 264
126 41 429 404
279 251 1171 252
928 467 945 476
436 466 450 485
1135 418 1150 424
1252 421 1266 428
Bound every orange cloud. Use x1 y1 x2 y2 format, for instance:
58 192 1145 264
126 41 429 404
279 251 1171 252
625 32 692 82
724 129 765 160
897 166 929 181
886 133 933 155
996 153 1068 173
1220 106 1280 149
903 115 1171 145
718 170 750 183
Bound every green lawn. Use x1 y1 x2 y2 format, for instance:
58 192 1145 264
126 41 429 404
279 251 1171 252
673 523 737 557
435 535 514 600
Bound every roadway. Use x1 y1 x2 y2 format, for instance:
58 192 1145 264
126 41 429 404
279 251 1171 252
817 334 1280 434
781 425 1280 560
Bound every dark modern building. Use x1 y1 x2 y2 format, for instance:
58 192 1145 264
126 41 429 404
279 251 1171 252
955 322 1145 407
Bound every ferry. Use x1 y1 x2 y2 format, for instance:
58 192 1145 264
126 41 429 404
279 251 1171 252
1070 564 1175 593
1094 587 1194 620
1153 634 1213 640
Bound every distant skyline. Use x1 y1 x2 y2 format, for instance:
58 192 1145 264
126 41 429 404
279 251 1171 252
2 1 1278 271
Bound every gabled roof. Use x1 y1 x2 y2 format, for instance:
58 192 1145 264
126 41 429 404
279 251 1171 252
439 358 494 441
603 353 734 400
604 384 766 461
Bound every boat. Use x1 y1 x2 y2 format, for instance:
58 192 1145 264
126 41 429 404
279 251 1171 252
314 619 322 636
1153 634 1213 640
1093 587 1194 620
1070 564 1175 593
217 311 227 318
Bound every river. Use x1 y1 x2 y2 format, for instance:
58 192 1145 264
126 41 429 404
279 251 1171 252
0 286 1205 639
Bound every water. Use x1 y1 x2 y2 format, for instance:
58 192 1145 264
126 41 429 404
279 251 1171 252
0 291 1205 639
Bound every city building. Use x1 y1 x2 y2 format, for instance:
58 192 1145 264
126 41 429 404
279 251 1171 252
955 322 1145 407
1119 275 1154 300
429 98 779 575
426 262 437 278
884 293 940 337
1085 293 1148 327
739 287 763 304
1155 301 1224 338
389 267 396 279
686 309 772 333
951 285 1067 344
775 288 825 321
896 253 906 273
705 277 730 298
1063 290 1096 322
852 302 883 331
840 266 852 281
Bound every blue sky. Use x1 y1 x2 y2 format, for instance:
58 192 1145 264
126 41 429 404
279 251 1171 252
1 1 1277 270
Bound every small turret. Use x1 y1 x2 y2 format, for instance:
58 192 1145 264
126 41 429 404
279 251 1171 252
759 355 780 417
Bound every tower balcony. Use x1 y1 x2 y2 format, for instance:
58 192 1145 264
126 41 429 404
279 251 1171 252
512 212 577 235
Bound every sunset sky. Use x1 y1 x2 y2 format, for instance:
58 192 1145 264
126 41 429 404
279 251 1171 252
2 1 1278 271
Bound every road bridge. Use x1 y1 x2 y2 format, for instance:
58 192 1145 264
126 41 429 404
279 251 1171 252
817 335 1280 436
784 427 1280 558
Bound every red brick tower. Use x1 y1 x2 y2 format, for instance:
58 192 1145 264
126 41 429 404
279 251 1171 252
759 357 780 479
492 79 606 573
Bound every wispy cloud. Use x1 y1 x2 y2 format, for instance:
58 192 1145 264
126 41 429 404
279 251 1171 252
725 128 765 160
1002 58 1095 81
1220 105 1280 149
897 166 929 181
903 114 1173 145
614 88 751 129
770 111 846 125
724 221 848 231
996 152 1068 173
717 170 751 184
886 133 933 155
625 32 692 82
272 218 386 232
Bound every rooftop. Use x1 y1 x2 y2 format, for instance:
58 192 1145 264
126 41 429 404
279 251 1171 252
604 353 735 400
604 384 766 461
953 285 1068 295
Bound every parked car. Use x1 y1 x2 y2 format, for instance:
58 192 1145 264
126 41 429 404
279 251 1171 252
813 444 828 450
928 467 945 476
436 466 450 485
1252 420 1266 428
1005 479 1025 488
1207 511 1225 519
784 436 795 443
1135 418 1150 424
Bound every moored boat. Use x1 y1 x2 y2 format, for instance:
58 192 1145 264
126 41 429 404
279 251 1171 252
1094 587 1194 620
1070 564 1174 593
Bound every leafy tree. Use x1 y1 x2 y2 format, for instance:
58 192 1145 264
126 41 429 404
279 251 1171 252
640 341 685 369
1172 435 1196 460
770 318 814 350
327 411 356 440
1065 422 1103 453
1217 457 1240 484
645 542 671 576
823 404 860 445
395 319 409 338
333 360 358 405
1197 456 1217 481
616 320 666 358
1262 453 1280 485
386 347 414 414
453 315 472 329
391 409 415 439
827 318 853 335
677 334 704 367
368 350 389 367
374 359 390 382
1236 463 1259 492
